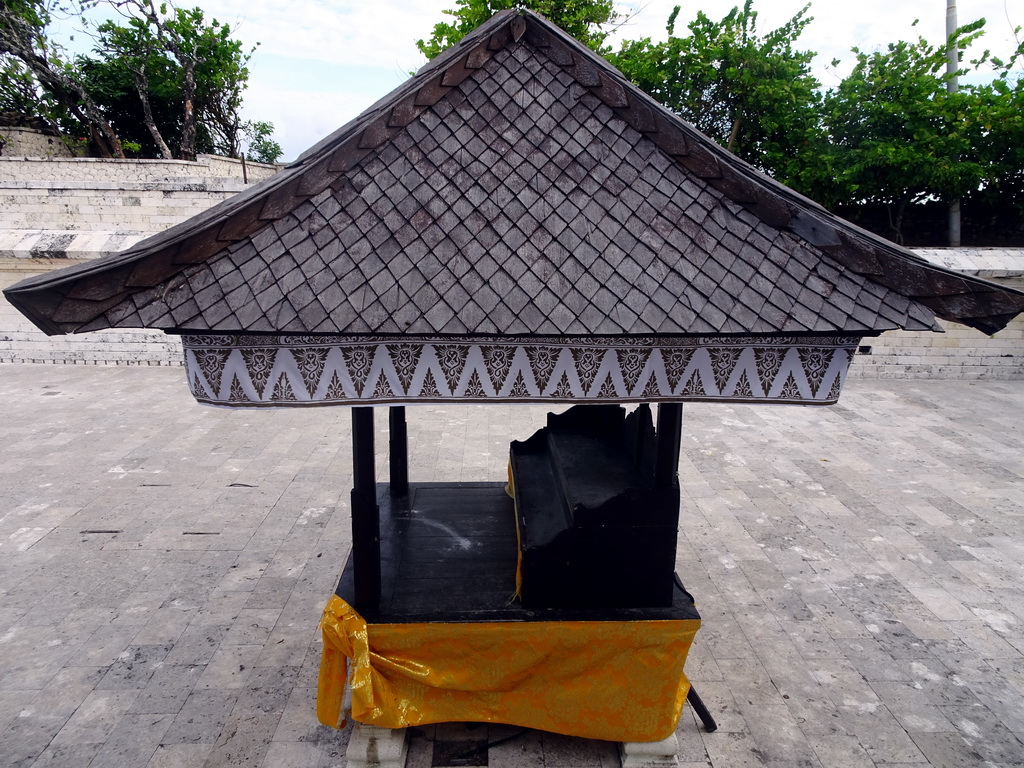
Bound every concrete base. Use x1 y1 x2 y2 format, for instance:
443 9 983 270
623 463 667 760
347 722 409 768
619 733 679 768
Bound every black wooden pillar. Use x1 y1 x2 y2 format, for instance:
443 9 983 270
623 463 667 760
655 403 683 489
351 407 380 610
389 406 409 498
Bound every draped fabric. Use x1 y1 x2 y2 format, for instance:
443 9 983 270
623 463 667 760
318 596 700 742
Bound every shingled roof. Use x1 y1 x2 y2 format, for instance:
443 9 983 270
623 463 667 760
6 9 1024 338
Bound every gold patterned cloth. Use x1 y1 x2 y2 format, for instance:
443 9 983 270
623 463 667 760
317 595 700 742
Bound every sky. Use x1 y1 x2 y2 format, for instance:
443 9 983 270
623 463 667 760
54 1 1023 162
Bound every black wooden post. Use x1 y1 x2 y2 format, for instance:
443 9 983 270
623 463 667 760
655 403 683 489
351 407 380 610
389 406 409 498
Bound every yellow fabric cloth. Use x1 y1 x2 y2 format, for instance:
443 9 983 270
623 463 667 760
317 595 700 742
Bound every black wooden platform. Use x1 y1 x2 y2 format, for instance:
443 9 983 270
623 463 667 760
334 481 700 625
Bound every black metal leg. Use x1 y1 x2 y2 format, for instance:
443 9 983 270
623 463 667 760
687 685 718 732
389 406 409 499
351 407 380 611
655 403 683 489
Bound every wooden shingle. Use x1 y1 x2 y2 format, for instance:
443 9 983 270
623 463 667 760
5 8 1024 340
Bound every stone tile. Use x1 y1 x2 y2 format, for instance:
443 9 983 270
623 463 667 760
30 742 104 767
49 689 139 745
1 368 1024 768
837 705 928 764
129 663 204 715
160 688 238 745
146 743 215 768
88 712 175 766
95 643 173 690
194 643 262 690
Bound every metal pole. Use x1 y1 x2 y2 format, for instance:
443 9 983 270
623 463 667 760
655 403 683 489
947 0 962 247
351 407 380 610
389 406 409 498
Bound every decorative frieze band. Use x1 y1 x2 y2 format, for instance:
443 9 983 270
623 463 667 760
181 334 859 407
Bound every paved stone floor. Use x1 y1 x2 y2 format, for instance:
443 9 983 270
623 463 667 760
1 363 1022 768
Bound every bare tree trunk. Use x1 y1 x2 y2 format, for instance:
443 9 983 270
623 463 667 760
727 117 741 153
133 68 173 159
179 64 197 160
887 191 913 245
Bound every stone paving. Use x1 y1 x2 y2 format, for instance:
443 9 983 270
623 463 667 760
0 362 1022 768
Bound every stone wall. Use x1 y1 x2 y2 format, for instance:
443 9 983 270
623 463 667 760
1 152 279 366
0 154 278 235
1 259 183 366
847 250 1024 380
0 126 74 158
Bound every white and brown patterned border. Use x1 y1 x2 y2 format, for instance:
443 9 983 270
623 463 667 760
181 335 860 407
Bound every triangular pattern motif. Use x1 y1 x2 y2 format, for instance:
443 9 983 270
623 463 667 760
570 348 604 394
525 347 561 392
372 371 395 399
182 336 858 405
481 345 517 393
195 349 230 396
662 348 694 392
240 348 277 397
681 369 706 398
420 370 442 398
615 348 652 394
597 373 618 399
509 371 531 398
228 374 247 402
733 371 754 399
290 348 331 397
641 372 661 400
272 373 297 401
434 345 470 393
464 371 488 398
325 370 346 400
386 344 423 394
551 371 575 399
827 373 842 402
799 348 833 397
779 372 802 400
708 348 742 394
753 348 786 395
341 346 375 396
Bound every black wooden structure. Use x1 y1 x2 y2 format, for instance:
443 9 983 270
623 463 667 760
7 6 1024 742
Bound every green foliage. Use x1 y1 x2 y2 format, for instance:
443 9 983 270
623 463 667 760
416 0 622 59
0 56 46 114
804 19 1023 240
609 2 821 184
1 0 280 161
241 119 282 164
0 0 122 155
83 2 256 159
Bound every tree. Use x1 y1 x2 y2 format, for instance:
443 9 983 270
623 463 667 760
806 19 1021 242
89 12 175 157
240 119 282 164
417 0 623 60
97 1 254 160
82 1 282 162
0 0 123 156
609 2 821 185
